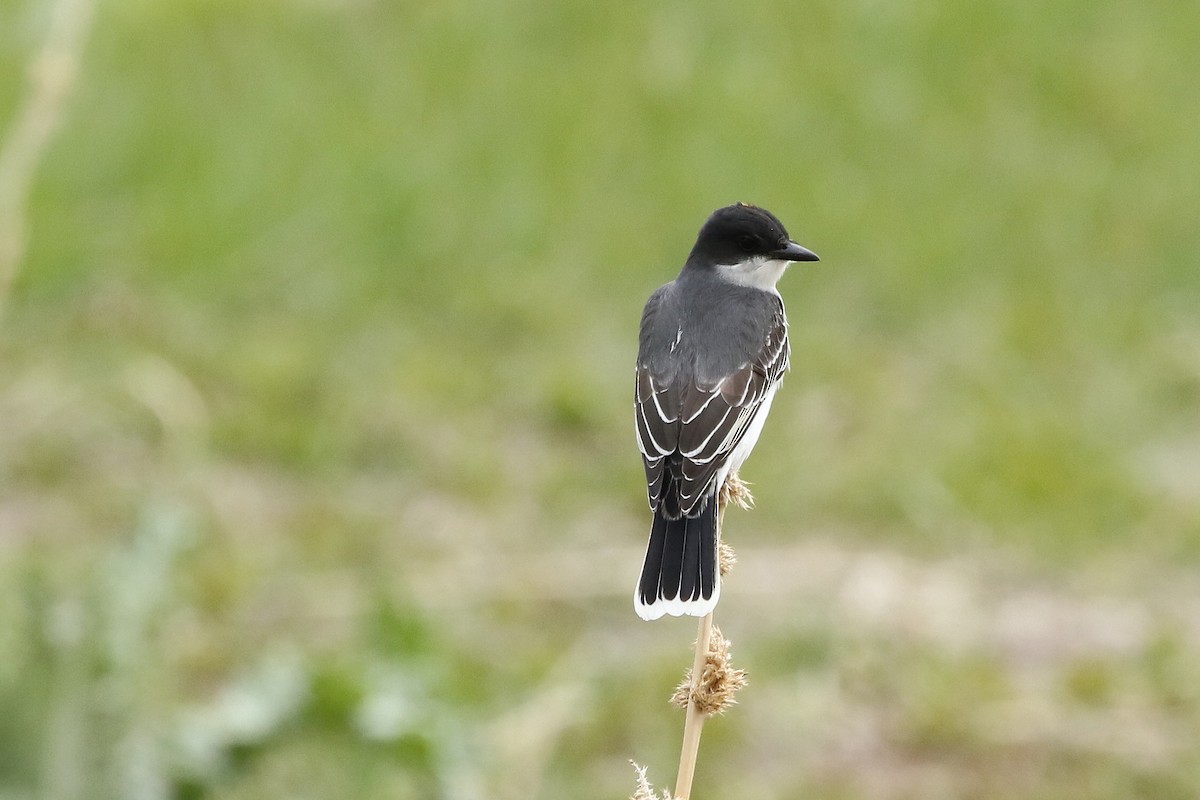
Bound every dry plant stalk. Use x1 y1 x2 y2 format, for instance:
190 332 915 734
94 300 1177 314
629 761 674 800
671 482 747 800
670 624 747 716
673 611 713 799
629 473 751 800
719 472 754 511
717 540 737 577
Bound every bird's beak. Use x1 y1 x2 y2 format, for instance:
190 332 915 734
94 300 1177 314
771 241 820 262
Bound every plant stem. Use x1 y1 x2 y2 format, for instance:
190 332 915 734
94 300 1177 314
0 0 96 318
673 487 733 800
674 610 713 800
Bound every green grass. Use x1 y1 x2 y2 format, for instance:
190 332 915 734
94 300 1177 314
2 0 1200 797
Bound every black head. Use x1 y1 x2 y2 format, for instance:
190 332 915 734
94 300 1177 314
687 203 819 267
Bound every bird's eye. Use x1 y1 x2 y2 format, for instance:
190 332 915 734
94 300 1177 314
738 235 756 253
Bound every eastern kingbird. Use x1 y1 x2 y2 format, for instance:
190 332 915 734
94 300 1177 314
634 204 819 620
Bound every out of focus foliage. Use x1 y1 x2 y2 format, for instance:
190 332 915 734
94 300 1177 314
1 0 1198 797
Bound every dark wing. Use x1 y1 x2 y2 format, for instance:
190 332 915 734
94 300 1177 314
636 305 789 516
635 364 679 510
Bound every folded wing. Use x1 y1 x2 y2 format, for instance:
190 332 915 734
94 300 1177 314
635 306 789 515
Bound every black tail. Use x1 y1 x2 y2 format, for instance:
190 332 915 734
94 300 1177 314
634 492 719 620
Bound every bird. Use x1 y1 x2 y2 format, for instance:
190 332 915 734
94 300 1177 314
634 203 819 620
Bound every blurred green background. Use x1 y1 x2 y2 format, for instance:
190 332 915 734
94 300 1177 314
2 0 1199 797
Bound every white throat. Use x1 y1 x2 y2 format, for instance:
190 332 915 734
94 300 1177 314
714 256 790 294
